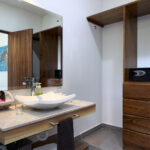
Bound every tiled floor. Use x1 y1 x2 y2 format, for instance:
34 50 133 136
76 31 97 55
81 125 123 150
33 124 123 150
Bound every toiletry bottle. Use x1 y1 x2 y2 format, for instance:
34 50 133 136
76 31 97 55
35 83 43 96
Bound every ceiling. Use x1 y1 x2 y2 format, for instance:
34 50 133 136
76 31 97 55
0 0 49 17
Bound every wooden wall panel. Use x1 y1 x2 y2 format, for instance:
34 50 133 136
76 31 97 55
124 99 150 118
123 115 150 135
40 28 59 87
123 129 150 150
123 5 137 81
123 82 150 100
8 29 33 90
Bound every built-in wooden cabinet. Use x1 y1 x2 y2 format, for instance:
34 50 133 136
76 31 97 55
8 29 33 90
87 0 150 149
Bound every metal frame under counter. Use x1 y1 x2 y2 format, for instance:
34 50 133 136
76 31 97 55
0 100 95 145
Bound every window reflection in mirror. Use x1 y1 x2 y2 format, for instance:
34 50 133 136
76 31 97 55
0 32 8 90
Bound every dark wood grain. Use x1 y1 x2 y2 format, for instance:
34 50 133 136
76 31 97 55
124 99 150 118
135 0 150 17
0 30 10 34
35 26 62 35
123 129 150 150
87 5 124 27
123 5 137 81
87 0 150 27
46 78 62 86
8 29 33 90
123 2 150 141
123 115 150 135
40 27 62 87
87 1 138 27
123 82 150 100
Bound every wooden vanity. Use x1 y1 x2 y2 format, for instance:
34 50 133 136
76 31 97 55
0 100 95 145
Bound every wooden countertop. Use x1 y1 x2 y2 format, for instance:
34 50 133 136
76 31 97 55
0 100 95 145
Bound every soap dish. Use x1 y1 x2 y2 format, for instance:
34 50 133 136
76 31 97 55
0 91 14 110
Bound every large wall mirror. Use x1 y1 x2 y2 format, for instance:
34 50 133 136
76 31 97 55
0 0 63 90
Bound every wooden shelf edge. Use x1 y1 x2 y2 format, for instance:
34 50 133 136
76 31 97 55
124 81 150 85
87 0 140 27
87 17 104 27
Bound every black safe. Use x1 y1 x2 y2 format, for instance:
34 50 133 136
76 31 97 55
129 68 150 82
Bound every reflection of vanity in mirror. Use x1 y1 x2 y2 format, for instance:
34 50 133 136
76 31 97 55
0 0 63 90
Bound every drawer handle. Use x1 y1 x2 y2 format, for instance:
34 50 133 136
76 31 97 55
49 114 80 126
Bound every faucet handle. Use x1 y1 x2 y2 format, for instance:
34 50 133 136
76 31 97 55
24 77 35 82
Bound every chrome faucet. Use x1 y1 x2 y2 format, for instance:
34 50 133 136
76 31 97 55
23 77 36 96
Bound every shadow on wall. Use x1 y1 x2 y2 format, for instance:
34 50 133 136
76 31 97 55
88 22 103 58
101 22 123 128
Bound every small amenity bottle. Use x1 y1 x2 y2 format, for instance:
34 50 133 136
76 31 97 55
35 83 43 96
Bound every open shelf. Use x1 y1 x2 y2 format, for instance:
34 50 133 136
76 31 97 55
87 0 150 27
87 5 124 27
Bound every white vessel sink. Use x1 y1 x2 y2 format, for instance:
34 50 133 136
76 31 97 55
15 92 76 109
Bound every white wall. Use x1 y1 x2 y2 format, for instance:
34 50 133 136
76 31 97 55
138 15 150 67
42 13 62 30
24 0 103 136
102 22 123 127
0 1 63 33
0 2 42 33
101 0 135 11
100 0 136 128
101 0 136 128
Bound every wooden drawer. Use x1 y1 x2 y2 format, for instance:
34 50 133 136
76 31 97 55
123 129 150 150
123 82 150 100
123 115 150 135
124 99 150 118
